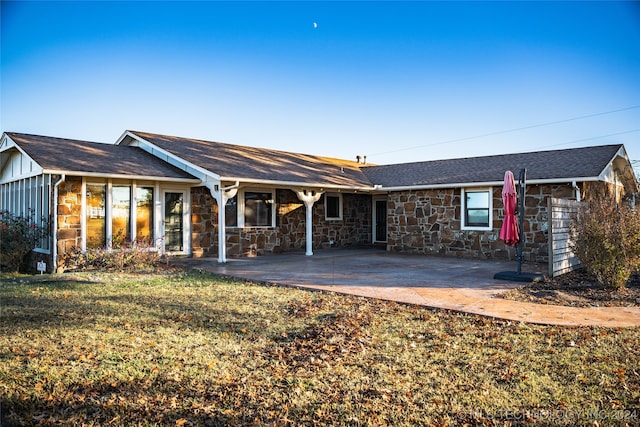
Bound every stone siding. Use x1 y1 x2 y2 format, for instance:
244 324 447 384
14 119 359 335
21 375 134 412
190 186 217 257
189 187 372 258
387 184 576 263
51 180 608 265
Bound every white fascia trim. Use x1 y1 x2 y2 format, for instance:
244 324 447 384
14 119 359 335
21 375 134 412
378 177 602 192
377 182 499 191
118 131 219 183
0 135 44 174
42 170 201 183
601 148 638 191
220 176 376 192
0 133 16 151
0 135 32 159
114 129 133 146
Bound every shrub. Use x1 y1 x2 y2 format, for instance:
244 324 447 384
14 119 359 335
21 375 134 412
59 233 162 273
570 197 640 290
0 210 49 272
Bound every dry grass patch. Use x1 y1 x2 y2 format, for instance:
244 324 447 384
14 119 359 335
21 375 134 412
1 271 639 426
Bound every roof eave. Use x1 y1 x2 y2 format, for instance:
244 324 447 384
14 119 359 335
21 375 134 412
377 177 602 192
220 176 376 192
43 169 201 183
1 133 43 171
606 146 640 193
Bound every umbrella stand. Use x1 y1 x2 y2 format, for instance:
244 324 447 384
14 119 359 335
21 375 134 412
494 168 545 282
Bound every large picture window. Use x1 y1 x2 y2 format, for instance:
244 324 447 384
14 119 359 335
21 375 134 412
136 187 154 242
86 183 156 249
112 186 131 243
462 188 492 230
86 184 106 248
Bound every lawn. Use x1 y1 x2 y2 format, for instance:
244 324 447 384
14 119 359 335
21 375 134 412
1 270 639 426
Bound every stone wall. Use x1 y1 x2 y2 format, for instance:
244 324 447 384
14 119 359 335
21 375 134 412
189 187 372 258
56 176 82 262
278 190 372 251
386 184 576 263
190 186 217 257
49 178 632 268
310 192 372 250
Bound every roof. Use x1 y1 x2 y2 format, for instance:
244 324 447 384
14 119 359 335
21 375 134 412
126 130 373 188
4 132 198 181
4 131 636 193
361 144 630 188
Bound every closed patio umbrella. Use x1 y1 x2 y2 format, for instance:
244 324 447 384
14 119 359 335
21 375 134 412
498 170 519 246
494 169 545 282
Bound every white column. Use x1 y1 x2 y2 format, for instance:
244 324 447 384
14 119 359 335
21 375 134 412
296 190 323 256
208 182 239 263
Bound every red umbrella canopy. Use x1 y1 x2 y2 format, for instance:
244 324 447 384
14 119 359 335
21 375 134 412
499 170 519 246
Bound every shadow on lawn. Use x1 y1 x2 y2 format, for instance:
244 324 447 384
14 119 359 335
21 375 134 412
1 376 265 426
0 274 284 336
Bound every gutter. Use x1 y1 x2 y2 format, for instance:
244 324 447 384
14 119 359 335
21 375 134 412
378 177 601 192
52 174 65 273
43 169 200 184
219 176 376 192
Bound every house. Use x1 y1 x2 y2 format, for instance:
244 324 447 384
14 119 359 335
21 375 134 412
1 130 638 273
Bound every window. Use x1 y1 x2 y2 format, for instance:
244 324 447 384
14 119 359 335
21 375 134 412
136 187 154 242
225 190 275 227
325 193 342 220
225 196 238 227
244 191 273 226
86 183 156 249
86 184 106 248
462 188 492 230
112 186 131 242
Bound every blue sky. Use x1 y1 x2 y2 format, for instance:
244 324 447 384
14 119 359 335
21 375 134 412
1 1 639 169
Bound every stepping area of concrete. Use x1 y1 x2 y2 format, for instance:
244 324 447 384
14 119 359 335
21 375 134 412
179 248 640 328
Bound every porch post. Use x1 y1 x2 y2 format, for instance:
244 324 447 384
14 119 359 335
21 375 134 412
296 190 323 256
208 182 239 263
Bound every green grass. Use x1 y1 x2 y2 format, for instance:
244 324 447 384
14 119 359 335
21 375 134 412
1 270 639 426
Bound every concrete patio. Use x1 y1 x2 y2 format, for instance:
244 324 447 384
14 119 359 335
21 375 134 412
177 248 640 328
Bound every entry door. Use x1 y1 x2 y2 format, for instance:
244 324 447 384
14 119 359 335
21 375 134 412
373 198 387 243
163 191 184 252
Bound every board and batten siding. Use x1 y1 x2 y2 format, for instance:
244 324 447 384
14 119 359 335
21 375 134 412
548 198 581 277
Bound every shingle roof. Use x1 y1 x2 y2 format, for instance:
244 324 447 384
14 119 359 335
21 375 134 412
128 131 373 188
5 132 197 180
6 131 632 192
361 145 625 187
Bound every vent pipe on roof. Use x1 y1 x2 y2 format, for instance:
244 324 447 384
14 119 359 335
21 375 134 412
356 155 367 164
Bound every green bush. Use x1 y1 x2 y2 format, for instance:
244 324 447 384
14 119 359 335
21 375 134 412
0 209 49 272
60 232 162 272
570 198 640 290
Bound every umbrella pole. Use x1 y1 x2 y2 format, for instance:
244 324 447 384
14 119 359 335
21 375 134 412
517 168 526 275
494 168 544 282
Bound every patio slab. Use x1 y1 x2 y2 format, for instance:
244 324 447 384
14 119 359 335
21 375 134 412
177 248 640 328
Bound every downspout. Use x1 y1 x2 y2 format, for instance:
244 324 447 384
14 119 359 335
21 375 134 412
52 174 65 273
572 181 581 202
